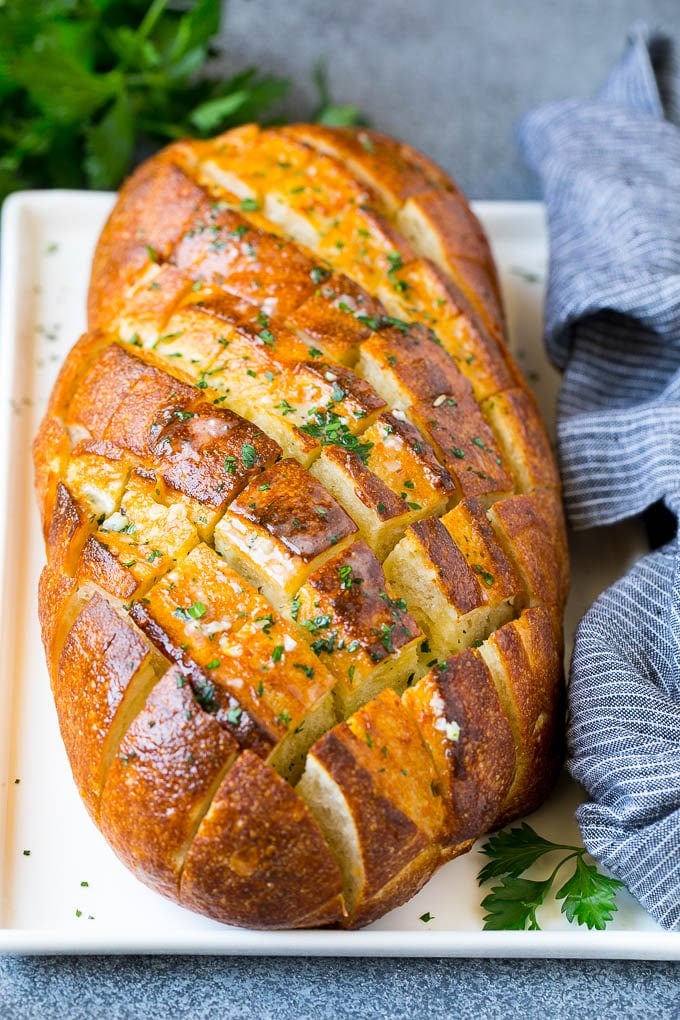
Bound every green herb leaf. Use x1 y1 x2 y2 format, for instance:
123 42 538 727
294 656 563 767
174 600 207 621
0 1 293 202
555 857 624 931
481 876 553 931
477 823 561 884
83 91 134 190
241 443 258 469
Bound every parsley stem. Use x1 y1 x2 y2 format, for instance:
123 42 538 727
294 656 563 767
125 72 174 88
137 0 170 43
545 850 582 887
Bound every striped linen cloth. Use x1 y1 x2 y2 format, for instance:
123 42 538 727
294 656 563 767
519 26 680 931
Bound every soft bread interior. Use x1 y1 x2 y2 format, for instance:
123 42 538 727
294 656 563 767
296 754 363 912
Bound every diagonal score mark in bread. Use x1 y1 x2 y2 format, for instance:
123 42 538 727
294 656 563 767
35 124 568 930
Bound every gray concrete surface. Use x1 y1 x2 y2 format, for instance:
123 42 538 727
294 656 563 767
219 0 680 198
2 1 679 1016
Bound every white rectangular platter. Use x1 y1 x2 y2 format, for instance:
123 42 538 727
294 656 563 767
0 192 677 958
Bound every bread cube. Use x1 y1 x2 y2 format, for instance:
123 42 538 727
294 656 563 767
65 440 130 519
482 388 560 492
410 392 513 502
96 470 198 594
371 257 513 400
117 263 195 347
100 666 239 899
402 648 516 846
214 459 358 609
294 541 421 716
130 543 338 780
181 750 344 929
487 490 569 608
55 592 166 818
310 413 452 561
478 607 564 823
383 499 524 659
287 274 381 364
357 324 473 410
152 401 280 530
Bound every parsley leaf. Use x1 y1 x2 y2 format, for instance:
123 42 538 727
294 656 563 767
477 822 561 883
556 857 624 931
481 876 553 931
477 823 624 932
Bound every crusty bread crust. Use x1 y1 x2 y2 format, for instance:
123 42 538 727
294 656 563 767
34 124 569 929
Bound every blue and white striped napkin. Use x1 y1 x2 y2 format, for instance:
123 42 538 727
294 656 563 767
519 26 680 931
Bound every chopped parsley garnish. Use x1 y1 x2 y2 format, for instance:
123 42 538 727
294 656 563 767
477 823 625 931
300 408 373 464
330 382 346 403
290 597 301 621
472 564 495 587
308 347 323 359
194 678 218 714
376 622 395 654
147 549 162 563
275 399 296 416
174 600 207 621
224 455 237 474
240 198 260 212
311 634 337 655
338 564 355 589
241 443 258 469
310 266 331 284
255 613 274 634
225 706 243 725
379 592 407 615
386 250 403 273
174 409 195 422
339 564 363 591
271 645 284 663
258 328 275 346
205 658 221 670
302 614 333 633
276 709 292 728
294 663 314 678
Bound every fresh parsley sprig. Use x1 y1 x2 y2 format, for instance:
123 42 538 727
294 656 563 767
0 1 363 202
477 822 625 931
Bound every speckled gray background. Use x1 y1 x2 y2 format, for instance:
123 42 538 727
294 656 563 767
2 1 680 1015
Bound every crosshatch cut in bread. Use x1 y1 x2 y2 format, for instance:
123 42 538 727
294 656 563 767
34 124 569 930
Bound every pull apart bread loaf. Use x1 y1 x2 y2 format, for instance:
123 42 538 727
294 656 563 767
34 125 569 930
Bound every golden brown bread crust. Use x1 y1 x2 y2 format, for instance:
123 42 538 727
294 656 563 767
34 124 569 930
